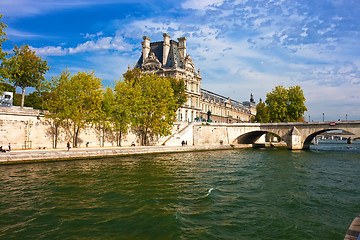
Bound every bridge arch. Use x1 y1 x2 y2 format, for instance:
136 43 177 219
303 128 355 149
234 130 281 144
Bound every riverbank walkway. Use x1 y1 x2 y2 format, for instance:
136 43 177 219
0 144 244 164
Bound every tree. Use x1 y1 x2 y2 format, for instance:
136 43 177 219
120 69 178 145
123 68 186 108
112 82 131 146
43 70 71 148
24 91 51 110
265 85 307 122
1 45 50 108
287 85 307 122
123 67 142 84
0 14 7 62
44 70 103 148
65 71 103 147
254 99 269 123
95 87 119 147
0 15 8 90
265 85 288 122
0 82 15 92
169 77 187 108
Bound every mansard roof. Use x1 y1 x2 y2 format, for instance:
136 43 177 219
165 41 183 68
135 40 183 69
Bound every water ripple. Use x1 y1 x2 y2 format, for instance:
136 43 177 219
0 145 359 239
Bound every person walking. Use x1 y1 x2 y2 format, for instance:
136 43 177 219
67 142 71 151
8 143 11 152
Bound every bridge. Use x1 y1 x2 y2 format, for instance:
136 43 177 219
166 121 360 150
231 121 360 149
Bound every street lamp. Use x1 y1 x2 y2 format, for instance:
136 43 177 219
346 114 348 121
322 113 324 121
308 116 310 122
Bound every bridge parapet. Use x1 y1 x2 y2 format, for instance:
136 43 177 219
189 121 360 150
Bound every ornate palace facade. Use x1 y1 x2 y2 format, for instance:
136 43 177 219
135 34 256 123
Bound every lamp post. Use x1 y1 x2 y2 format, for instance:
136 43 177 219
308 116 310 122
322 113 324 121
346 114 348 121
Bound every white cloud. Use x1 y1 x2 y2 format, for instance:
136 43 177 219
31 46 67 56
6 28 43 38
31 34 133 56
84 32 104 39
181 0 225 10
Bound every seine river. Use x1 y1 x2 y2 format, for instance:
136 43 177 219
1 141 359 239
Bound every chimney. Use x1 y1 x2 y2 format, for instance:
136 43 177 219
162 33 171 66
141 36 151 60
177 37 187 59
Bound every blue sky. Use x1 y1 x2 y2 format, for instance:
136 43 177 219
1 0 360 121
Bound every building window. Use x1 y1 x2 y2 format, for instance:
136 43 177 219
196 98 198 108
185 110 188 122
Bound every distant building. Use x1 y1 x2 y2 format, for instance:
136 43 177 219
135 34 256 123
0 92 13 107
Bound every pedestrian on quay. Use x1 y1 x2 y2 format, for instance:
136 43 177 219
8 143 11 152
67 142 71 151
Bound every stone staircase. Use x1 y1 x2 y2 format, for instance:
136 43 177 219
162 122 196 146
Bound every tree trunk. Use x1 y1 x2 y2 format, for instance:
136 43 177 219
118 130 122 147
21 87 26 108
54 123 59 148
143 128 148 146
102 126 105 147
73 126 80 147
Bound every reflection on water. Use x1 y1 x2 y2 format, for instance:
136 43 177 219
0 144 359 239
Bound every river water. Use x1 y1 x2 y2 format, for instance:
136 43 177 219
0 141 359 239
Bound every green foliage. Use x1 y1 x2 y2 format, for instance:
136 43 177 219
0 45 50 107
123 67 141 84
65 71 103 147
169 77 187 108
0 82 15 92
112 82 131 146
0 14 7 62
265 85 307 122
43 70 71 148
95 86 127 147
254 100 269 123
0 15 8 87
265 85 288 122
118 69 178 146
44 70 103 147
13 93 21 106
287 85 307 122
24 91 50 110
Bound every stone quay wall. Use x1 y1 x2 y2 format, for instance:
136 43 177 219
0 107 263 151
0 107 187 150
0 107 262 163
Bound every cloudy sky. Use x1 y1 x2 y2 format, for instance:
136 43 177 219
1 0 359 121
